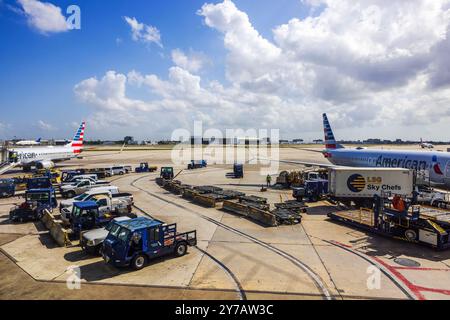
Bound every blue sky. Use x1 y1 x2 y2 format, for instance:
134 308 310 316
1 0 450 141
0 0 311 140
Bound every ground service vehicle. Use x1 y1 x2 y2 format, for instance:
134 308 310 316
62 174 98 184
105 166 129 177
160 167 174 180
59 187 120 211
328 195 450 250
328 168 415 207
34 169 62 184
61 192 133 225
0 179 15 198
188 160 207 170
292 179 329 202
233 164 244 178
135 163 157 173
70 201 136 237
60 179 110 199
80 216 131 255
9 188 57 222
102 217 197 270
416 186 450 208
27 177 52 190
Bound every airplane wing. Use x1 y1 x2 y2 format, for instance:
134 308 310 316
258 156 337 168
273 159 336 168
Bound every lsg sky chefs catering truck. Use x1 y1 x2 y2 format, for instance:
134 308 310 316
328 168 415 207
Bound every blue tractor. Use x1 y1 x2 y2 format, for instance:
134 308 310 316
135 163 157 173
0 179 15 198
187 160 207 170
70 201 137 238
292 179 329 202
9 188 57 223
102 217 197 270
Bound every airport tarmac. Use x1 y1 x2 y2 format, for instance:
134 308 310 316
1 145 449 300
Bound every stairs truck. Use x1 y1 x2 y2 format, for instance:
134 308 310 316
102 217 197 270
328 168 415 208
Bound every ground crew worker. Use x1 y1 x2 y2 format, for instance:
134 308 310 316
266 174 272 187
10 152 17 163
392 195 406 212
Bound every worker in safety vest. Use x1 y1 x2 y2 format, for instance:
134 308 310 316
266 174 272 187
392 195 406 212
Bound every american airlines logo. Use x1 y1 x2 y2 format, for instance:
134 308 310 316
375 156 427 171
18 152 37 160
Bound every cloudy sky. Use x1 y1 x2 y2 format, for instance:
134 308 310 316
1 0 450 141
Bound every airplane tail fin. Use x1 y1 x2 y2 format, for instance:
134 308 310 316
36 138 41 143
67 122 85 154
323 113 344 150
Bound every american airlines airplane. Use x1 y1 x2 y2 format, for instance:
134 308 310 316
15 138 41 146
9 122 85 171
420 138 434 149
281 114 450 189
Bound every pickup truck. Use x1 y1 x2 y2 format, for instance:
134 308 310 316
102 217 197 270
416 186 449 208
59 187 120 211
80 216 131 255
61 192 133 225
60 179 110 199
62 174 99 184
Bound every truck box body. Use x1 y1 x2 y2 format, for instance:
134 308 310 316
329 168 414 199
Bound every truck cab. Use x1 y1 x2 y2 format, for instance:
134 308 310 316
102 217 197 270
71 201 135 237
10 188 57 222
71 201 107 236
292 179 328 202
160 167 174 180
26 177 52 190
187 160 207 170
0 179 15 198
233 163 244 178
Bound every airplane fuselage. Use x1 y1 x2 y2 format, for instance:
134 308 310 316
11 146 77 165
326 148 450 188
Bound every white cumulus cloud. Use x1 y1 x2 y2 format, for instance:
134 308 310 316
124 16 162 47
17 0 69 34
171 49 209 73
74 0 450 140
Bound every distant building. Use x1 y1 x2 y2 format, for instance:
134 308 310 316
292 139 304 144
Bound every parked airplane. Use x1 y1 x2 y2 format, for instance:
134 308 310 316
277 114 450 189
15 138 41 146
9 122 85 171
420 138 434 149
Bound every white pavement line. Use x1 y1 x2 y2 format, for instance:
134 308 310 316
325 240 416 300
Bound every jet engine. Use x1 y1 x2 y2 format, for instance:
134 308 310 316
35 161 55 170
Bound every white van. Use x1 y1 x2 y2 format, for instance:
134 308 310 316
105 166 130 177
